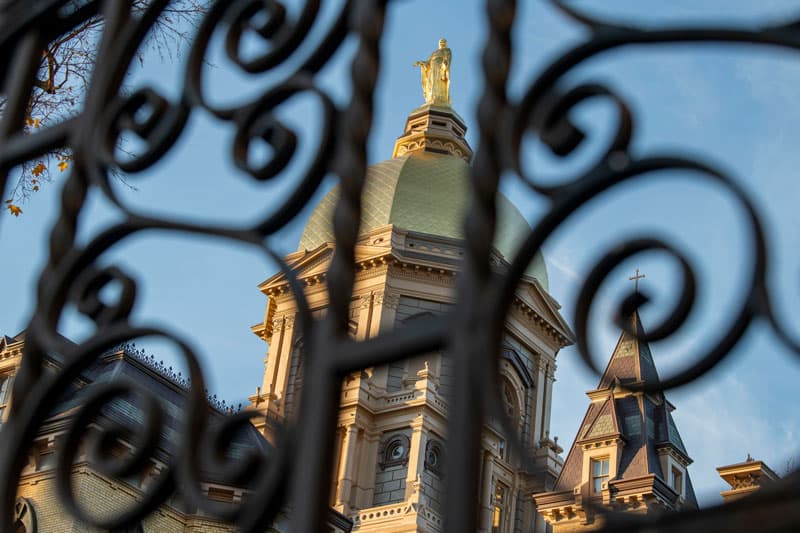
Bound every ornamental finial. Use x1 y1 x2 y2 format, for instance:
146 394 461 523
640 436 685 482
413 38 451 106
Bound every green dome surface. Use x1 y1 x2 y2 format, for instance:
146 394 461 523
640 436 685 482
298 151 548 290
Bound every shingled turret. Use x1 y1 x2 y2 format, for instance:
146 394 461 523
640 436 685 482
534 311 696 531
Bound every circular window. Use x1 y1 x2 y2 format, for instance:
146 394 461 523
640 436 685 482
390 443 405 460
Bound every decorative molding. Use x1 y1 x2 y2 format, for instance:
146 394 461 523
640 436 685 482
382 293 400 310
378 433 411 470
510 296 572 347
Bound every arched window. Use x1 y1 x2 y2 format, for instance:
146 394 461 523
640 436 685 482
13 498 36 533
424 439 445 477
379 433 410 469
499 378 519 421
501 380 517 419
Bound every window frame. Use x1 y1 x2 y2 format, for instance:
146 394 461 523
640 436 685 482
0 373 13 424
491 482 508 533
378 433 410 470
591 456 610 494
424 438 444 476
671 466 683 495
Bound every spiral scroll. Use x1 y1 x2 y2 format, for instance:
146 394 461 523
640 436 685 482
1 0 800 532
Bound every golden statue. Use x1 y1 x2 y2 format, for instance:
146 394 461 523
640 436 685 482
414 38 451 106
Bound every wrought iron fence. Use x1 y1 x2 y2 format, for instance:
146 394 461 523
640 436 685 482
0 0 799 532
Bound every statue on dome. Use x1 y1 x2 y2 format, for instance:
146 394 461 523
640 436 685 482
413 38 451 106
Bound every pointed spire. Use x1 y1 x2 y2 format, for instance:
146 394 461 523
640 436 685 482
537 310 698 519
598 310 661 389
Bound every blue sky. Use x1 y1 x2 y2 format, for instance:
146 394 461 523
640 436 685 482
2 0 800 506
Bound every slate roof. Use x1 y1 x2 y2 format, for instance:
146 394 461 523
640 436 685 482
598 312 660 388
554 311 697 507
44 347 269 484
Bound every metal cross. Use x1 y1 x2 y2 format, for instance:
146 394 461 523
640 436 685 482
628 268 646 292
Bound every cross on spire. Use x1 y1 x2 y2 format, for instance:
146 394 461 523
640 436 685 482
628 268 646 292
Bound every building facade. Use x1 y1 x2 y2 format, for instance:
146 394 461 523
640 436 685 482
0 334 352 533
247 91 573 532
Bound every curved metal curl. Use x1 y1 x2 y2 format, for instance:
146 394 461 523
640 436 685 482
2 0 800 532
0 0 346 530
480 6 799 530
55 382 171 530
496 21 796 392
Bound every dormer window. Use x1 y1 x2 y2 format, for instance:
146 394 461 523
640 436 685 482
591 457 610 493
671 466 683 495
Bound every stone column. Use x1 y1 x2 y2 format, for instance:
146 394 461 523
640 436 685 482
272 314 297 415
356 430 381 509
479 450 495 532
336 424 361 512
260 314 292 414
541 362 555 443
531 358 546 445
405 416 428 500
355 294 375 341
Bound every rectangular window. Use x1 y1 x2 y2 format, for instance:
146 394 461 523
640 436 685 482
591 457 610 493
672 466 683 494
492 483 507 533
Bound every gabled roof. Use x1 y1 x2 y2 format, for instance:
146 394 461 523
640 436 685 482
0 331 25 351
577 393 621 442
515 281 575 347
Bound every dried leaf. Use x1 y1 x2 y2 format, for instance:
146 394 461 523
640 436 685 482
31 162 46 177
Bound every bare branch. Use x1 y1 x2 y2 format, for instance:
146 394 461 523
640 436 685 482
2 0 210 213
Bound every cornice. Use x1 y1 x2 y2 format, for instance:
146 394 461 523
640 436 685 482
655 442 693 467
389 261 457 287
577 435 625 449
510 296 572 348
0 341 24 363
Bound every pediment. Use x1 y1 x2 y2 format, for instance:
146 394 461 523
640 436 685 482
516 279 574 344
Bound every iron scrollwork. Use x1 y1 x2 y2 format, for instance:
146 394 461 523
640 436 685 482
0 0 798 532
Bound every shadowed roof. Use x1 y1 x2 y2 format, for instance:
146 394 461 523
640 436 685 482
553 311 697 507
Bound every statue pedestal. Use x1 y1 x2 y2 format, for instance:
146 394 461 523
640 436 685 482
392 104 473 161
